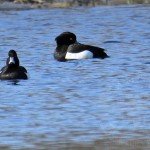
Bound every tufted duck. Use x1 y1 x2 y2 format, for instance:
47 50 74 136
0 50 28 80
54 32 109 61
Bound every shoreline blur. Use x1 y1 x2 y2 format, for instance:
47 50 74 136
0 0 149 10
0 138 150 150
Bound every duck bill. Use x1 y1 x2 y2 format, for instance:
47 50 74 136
8 57 15 65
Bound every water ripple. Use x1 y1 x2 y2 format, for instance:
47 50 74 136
0 5 150 149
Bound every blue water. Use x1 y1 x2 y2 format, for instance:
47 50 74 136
0 5 150 149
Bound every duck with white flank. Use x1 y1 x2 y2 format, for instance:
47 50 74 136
54 32 109 61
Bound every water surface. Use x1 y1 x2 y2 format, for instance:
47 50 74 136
0 5 150 149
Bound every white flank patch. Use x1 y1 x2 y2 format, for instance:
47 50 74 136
65 50 93 60
9 57 15 64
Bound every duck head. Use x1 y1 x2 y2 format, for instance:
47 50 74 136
55 32 77 46
6 50 19 67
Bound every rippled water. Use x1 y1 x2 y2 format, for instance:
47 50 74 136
0 5 150 150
